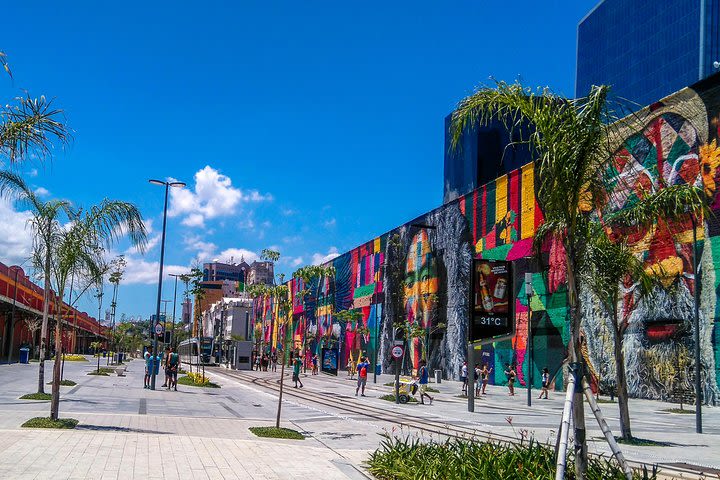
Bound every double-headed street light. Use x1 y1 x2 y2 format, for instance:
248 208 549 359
149 179 186 390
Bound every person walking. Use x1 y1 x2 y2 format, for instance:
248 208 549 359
271 352 277 372
162 347 171 388
355 356 369 396
254 353 260 371
538 367 550 399
417 359 434 405
167 347 179 391
474 363 481 397
481 363 492 395
505 364 516 396
312 354 318 375
347 358 355 379
143 346 153 389
292 354 304 388
460 361 468 396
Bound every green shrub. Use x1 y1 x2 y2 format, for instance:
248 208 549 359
20 393 51 401
661 408 694 414
249 427 304 440
367 436 657 480
51 354 87 362
22 417 78 429
46 379 77 386
87 370 110 376
380 394 417 403
177 375 220 388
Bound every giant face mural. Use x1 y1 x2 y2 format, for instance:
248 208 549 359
583 88 720 403
403 229 439 371
253 79 720 403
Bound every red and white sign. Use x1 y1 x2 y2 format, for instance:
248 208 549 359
391 345 404 359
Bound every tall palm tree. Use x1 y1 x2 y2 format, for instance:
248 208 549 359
450 81 705 477
47 199 146 419
0 171 73 394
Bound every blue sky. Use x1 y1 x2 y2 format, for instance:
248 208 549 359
0 0 598 321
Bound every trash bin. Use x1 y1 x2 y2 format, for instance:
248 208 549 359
375 364 382 376
117 352 123 363
19 347 30 364
434 369 442 384
102 351 106 358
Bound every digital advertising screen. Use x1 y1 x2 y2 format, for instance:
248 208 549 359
470 259 514 343
321 347 339 376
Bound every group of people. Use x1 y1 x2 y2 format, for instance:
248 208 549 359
254 352 278 372
459 361 551 399
142 346 180 391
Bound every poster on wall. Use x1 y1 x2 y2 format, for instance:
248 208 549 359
321 347 339 376
470 259 513 343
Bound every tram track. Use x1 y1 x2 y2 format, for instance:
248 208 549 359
213 369 712 479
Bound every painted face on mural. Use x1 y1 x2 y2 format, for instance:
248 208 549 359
587 93 720 401
404 229 438 369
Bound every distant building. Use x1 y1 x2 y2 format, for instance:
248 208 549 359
203 259 274 286
180 298 192 324
576 0 720 107
443 114 533 203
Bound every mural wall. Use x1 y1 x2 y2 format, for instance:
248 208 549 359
255 76 720 403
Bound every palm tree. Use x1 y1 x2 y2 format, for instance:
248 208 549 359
47 199 147 420
450 81 705 476
583 230 653 440
0 171 73 394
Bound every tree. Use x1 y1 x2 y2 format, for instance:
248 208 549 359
450 81 706 477
292 264 335 369
0 171 74 394
46 199 147 420
23 316 42 357
186 267 206 375
90 341 103 373
107 255 126 364
583 231 653 440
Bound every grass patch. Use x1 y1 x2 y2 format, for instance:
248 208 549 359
425 386 440 393
46 379 77 386
249 427 304 440
661 408 694 414
22 417 78 429
368 436 657 479
380 394 418 403
596 397 616 404
616 436 672 447
20 392 52 400
177 375 220 388
87 370 110 376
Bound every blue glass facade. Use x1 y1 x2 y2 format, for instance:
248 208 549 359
576 0 720 106
443 115 533 203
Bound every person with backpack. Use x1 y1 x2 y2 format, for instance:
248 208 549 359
355 356 370 397
460 361 468 395
143 346 153 389
166 347 179 391
292 354 304 388
417 359 434 405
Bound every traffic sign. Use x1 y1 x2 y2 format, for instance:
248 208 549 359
391 345 404 359
154 323 164 336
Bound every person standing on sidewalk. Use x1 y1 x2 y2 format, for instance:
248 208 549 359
355 356 369 396
474 363 481 397
481 363 492 395
538 367 550 399
417 359 433 405
271 352 277 372
143 346 153 389
167 347 179 391
460 361 468 396
162 347 171 388
292 354 304 388
505 363 516 396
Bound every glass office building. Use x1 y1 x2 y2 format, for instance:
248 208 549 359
576 0 720 107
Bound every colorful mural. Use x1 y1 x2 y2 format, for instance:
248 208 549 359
254 77 720 404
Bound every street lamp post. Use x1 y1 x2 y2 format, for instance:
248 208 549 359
691 214 703 433
149 178 186 390
168 273 189 348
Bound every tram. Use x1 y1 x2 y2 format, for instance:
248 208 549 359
178 337 215 366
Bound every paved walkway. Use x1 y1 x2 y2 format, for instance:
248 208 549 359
0 359 371 480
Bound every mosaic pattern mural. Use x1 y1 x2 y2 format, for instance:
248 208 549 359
255 79 720 403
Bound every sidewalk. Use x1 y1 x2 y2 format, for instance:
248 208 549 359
0 359 372 480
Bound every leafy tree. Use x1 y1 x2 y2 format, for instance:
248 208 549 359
450 81 706 476
292 264 335 367
107 255 126 362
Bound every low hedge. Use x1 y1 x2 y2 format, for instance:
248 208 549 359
22 417 78 429
20 392 51 401
249 427 304 440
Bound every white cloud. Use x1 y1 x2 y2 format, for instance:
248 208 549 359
290 257 304 267
311 247 340 266
280 208 296 216
0 198 34 266
282 235 301 244
34 187 50 197
125 233 161 255
217 248 259 264
324 218 336 228
27 168 38 178
168 165 272 228
183 235 218 262
121 256 189 285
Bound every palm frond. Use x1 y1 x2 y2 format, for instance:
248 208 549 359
81 199 148 253
0 94 72 163
605 185 707 229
